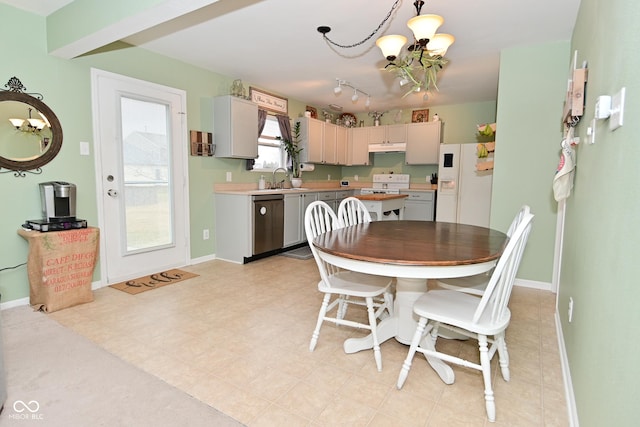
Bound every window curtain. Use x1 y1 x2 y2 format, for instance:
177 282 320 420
276 114 292 168
247 109 268 170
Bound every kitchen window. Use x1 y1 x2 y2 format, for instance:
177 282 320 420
253 115 285 171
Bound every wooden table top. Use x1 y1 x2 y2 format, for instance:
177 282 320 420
313 220 508 266
355 194 408 201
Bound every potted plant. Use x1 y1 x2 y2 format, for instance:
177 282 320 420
279 122 304 187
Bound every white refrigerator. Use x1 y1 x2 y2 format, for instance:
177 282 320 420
436 143 493 227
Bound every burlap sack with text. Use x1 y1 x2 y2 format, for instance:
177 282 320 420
20 227 99 313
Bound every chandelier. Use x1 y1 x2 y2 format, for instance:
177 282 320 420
9 107 48 134
318 0 454 98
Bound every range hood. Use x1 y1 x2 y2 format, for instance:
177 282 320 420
368 142 406 153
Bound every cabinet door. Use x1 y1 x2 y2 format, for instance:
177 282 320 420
298 117 324 163
368 126 386 144
335 126 348 165
284 194 302 247
405 122 441 165
301 192 318 240
386 124 407 144
349 127 370 165
324 122 337 164
213 96 258 158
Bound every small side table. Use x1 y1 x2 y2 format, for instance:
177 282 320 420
18 227 99 312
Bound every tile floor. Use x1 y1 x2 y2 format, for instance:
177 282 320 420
49 256 568 426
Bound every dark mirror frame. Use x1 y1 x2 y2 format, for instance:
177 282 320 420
0 90 63 176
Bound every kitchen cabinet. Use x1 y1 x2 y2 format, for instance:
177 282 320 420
336 125 348 165
405 121 442 165
284 194 302 247
300 192 317 241
297 117 348 165
296 117 324 164
215 193 253 263
317 190 352 212
324 122 338 164
213 95 258 159
368 124 407 145
400 190 436 221
348 127 371 165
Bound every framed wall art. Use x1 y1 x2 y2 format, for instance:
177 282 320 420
411 109 429 123
249 87 288 114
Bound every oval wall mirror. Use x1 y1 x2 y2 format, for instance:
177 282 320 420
0 77 63 176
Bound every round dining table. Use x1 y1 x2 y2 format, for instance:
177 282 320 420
313 220 508 382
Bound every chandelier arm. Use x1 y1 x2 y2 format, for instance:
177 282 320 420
319 0 401 49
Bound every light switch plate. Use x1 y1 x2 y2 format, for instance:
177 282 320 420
609 87 625 131
80 141 90 156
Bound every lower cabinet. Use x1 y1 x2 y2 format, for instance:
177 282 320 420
284 194 302 247
401 190 436 221
284 192 322 247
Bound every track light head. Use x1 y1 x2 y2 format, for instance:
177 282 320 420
351 88 359 102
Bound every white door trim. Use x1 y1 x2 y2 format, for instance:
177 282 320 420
90 68 190 286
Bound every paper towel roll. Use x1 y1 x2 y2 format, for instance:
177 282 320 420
300 163 315 171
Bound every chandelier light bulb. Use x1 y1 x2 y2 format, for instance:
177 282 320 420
334 86 342 95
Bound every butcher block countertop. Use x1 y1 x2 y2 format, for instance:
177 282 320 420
355 194 409 201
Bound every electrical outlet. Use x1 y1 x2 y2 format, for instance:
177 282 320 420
203 229 209 240
568 297 574 322
226 172 232 182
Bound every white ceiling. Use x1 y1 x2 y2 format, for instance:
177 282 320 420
3 0 581 116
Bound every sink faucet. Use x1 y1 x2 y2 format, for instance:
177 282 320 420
272 167 288 189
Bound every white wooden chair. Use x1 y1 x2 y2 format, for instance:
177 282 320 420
436 205 531 296
335 196 374 318
305 201 393 371
396 211 534 422
337 196 372 227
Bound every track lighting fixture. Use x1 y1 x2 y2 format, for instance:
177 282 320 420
332 78 370 107
334 80 342 95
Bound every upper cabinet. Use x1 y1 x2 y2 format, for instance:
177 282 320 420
297 117 347 165
368 124 407 144
348 127 371 165
405 121 442 165
213 96 258 159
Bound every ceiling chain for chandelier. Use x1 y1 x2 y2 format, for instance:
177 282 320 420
318 1 454 99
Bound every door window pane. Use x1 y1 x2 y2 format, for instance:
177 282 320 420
120 97 173 252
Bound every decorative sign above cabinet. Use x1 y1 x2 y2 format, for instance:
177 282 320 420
249 87 288 114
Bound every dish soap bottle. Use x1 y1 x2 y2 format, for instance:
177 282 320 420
258 175 265 190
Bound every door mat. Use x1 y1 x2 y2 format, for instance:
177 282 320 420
279 246 313 260
109 269 199 295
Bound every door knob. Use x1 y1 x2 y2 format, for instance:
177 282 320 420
107 189 118 197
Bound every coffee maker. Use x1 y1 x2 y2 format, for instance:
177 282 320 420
39 181 76 222
24 181 87 232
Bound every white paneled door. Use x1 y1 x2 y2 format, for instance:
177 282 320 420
91 69 189 284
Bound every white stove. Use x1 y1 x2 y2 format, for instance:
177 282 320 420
360 174 410 195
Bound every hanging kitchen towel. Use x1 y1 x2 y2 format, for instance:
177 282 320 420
553 129 576 201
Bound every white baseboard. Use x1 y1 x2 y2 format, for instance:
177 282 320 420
190 254 216 265
514 278 553 292
555 310 579 426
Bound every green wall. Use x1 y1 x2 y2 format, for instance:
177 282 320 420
493 42 570 282
560 0 640 424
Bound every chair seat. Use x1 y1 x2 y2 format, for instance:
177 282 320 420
319 271 392 297
413 290 511 336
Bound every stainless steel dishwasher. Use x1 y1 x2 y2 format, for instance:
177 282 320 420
252 194 284 255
